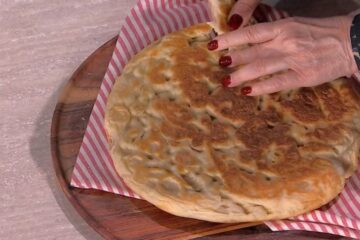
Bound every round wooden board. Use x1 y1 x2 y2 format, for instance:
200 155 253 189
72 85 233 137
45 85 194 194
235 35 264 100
51 37 348 240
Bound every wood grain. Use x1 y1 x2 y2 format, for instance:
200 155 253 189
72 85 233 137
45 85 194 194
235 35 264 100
51 37 350 240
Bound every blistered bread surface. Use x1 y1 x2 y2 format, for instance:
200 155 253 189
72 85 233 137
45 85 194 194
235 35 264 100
105 24 360 222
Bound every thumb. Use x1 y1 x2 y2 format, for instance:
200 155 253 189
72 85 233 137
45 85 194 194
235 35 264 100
228 0 260 30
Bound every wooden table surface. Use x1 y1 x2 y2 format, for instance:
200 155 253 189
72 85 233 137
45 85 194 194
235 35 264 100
1 0 359 240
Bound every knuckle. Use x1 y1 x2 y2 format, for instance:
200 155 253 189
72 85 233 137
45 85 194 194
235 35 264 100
278 21 315 54
284 38 307 53
272 78 286 89
244 26 260 41
220 36 230 48
253 60 267 73
274 74 293 89
259 81 276 94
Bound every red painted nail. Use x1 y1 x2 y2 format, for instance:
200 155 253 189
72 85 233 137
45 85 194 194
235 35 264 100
207 40 218 50
221 76 231 87
228 14 243 31
241 86 252 95
219 56 232 67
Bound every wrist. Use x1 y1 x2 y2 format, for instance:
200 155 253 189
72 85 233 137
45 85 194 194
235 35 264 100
349 12 360 75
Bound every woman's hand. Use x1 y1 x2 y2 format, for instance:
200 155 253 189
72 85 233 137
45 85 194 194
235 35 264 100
208 16 358 96
227 0 261 30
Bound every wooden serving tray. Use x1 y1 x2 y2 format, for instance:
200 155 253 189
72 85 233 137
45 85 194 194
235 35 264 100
50 37 347 240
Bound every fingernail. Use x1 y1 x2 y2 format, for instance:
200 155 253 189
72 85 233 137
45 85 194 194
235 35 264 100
207 40 218 50
227 14 243 31
221 75 231 87
219 56 232 67
241 86 252 95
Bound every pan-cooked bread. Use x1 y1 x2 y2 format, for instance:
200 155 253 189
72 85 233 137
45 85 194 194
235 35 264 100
105 22 360 222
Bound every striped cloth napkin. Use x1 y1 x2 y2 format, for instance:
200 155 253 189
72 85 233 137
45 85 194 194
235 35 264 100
70 0 360 238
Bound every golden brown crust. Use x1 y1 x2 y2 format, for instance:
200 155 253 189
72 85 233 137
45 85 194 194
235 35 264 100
105 23 360 222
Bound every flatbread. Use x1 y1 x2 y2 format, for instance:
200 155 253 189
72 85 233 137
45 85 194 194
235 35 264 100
105 22 360 222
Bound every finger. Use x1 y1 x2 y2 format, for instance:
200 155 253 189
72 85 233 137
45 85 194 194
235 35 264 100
226 58 288 87
221 42 281 66
213 22 280 51
228 0 260 30
244 70 301 96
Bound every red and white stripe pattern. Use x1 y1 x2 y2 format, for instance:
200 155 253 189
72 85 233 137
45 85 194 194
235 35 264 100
266 166 360 238
71 0 360 238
